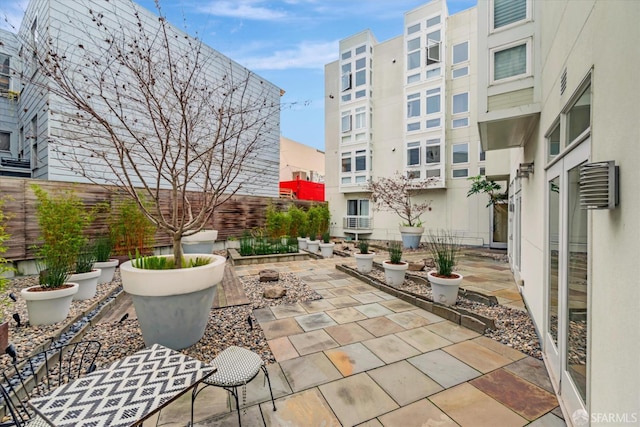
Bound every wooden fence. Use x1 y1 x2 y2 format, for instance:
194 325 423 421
0 177 317 261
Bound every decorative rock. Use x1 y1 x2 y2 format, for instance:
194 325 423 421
259 269 279 282
263 286 287 299
408 261 425 271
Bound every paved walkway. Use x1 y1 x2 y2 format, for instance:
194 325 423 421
148 252 566 427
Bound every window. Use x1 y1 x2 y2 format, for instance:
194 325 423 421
341 94 351 102
355 58 366 70
567 85 591 143
479 143 486 161
452 92 469 114
0 132 10 151
452 118 469 128
426 169 441 178
426 15 441 28
0 54 9 92
426 145 440 164
493 0 527 29
341 111 351 133
355 107 366 129
355 150 366 171
426 118 440 129
347 199 369 216
355 45 366 55
453 42 468 64
355 70 366 86
426 88 441 115
407 38 421 71
341 51 351 60
355 89 366 98
341 177 351 184
407 93 420 118
479 167 486 176
493 42 528 81
407 23 420 35
407 74 420 84
341 152 351 172
452 169 469 178
426 67 441 79
426 30 441 65
452 66 468 78
452 143 468 164
341 71 352 92
31 115 38 167
547 122 560 159
407 142 420 166
407 122 420 132
407 170 421 180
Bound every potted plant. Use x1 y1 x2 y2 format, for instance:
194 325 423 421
306 205 322 253
382 241 408 286
181 229 218 254
69 246 101 300
0 198 15 350
22 186 88 325
426 229 463 306
92 237 119 284
367 173 439 249
319 232 335 258
288 205 308 250
354 240 375 274
120 253 224 350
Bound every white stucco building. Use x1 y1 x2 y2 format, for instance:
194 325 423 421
0 0 281 198
477 0 640 424
325 1 506 246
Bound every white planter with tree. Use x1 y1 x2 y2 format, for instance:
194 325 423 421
181 229 219 254
367 173 439 249
34 4 281 349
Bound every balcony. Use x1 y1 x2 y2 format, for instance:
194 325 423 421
343 216 373 231
0 157 31 178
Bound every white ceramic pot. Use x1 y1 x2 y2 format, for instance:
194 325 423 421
181 230 218 254
21 283 79 326
93 259 119 284
319 242 335 258
382 260 409 286
427 270 463 306
307 239 320 253
297 237 308 250
120 253 225 350
69 269 102 300
354 252 376 274
399 226 425 249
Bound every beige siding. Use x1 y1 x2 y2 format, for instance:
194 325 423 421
487 88 534 111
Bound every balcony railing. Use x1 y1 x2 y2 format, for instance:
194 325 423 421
1 157 30 168
343 216 373 230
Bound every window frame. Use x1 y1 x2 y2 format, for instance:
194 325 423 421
341 111 352 133
452 41 469 65
490 39 531 84
490 0 531 32
0 131 10 152
452 142 469 165
452 92 469 115
406 142 421 167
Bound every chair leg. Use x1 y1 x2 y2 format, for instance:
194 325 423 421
261 365 277 411
227 386 242 427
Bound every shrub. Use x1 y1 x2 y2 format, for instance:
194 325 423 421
426 229 461 277
93 237 113 263
358 240 370 255
75 246 96 274
388 241 403 264
109 197 156 256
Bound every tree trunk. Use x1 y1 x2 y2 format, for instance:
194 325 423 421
173 234 183 269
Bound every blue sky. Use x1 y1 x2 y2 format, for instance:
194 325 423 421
1 0 476 151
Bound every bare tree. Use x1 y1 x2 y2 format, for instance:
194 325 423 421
366 173 439 227
21 0 281 267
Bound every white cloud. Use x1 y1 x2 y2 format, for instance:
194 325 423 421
198 1 287 21
0 0 27 32
236 39 338 70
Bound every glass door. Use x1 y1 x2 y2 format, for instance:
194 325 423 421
545 140 590 417
490 201 508 249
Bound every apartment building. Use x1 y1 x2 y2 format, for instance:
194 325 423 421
477 0 639 424
0 0 281 198
325 1 503 245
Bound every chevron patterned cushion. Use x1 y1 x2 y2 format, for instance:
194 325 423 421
204 346 264 387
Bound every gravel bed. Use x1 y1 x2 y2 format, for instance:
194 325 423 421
369 269 542 360
242 272 323 309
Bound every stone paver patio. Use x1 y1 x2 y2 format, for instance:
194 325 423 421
147 251 565 426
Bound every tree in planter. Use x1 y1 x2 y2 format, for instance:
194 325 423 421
366 173 439 227
26 1 281 268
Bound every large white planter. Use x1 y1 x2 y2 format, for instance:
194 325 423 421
319 242 335 258
382 260 409 286
21 283 79 326
354 252 376 274
69 269 101 300
399 226 424 249
427 270 463 306
297 237 308 250
307 239 320 253
120 253 225 350
181 230 218 254
93 259 119 284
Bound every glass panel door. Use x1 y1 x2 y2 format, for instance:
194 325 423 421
490 201 508 249
545 167 561 383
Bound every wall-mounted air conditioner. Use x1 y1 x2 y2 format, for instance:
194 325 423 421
579 161 619 210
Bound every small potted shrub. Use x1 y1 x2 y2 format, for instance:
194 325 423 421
69 246 101 300
306 205 322 253
288 205 308 250
426 229 463 306
354 240 375 273
92 237 119 284
382 241 408 286
22 186 84 325
319 231 335 258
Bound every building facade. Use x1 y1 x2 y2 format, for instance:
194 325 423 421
1 0 281 198
477 0 640 424
325 1 503 246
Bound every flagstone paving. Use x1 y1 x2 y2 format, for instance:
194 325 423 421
150 252 566 426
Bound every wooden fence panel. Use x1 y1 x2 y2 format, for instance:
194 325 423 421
0 177 320 261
